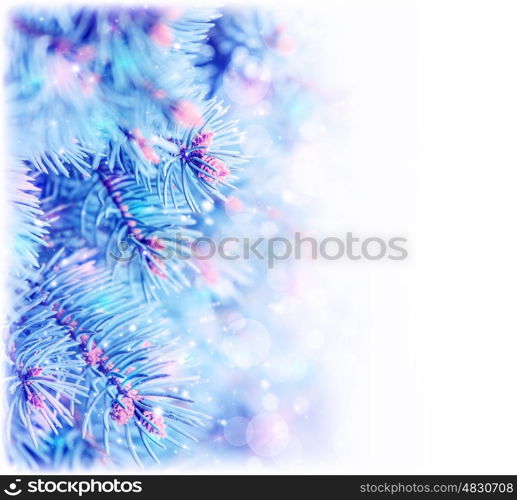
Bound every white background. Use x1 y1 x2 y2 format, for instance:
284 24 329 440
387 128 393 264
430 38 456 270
1 0 517 474
305 0 517 474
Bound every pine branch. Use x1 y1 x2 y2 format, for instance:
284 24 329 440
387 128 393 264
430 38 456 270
10 165 49 272
6 294 87 448
5 6 259 470
21 249 203 464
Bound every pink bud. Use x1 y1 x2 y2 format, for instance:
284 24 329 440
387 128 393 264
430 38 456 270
54 39 72 55
191 131 214 157
197 156 230 183
141 410 167 438
110 390 141 425
192 131 214 149
85 344 104 366
26 367 43 378
27 391 46 409
147 235 167 250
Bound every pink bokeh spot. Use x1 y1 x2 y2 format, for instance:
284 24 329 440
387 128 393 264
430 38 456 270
51 57 75 89
275 35 296 55
74 44 97 62
148 255 168 279
150 22 174 48
153 89 167 100
266 24 296 55
141 146 161 164
267 208 282 220
130 128 161 164
226 196 244 213
80 73 100 97
196 259 220 284
164 8 183 21
172 100 204 128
